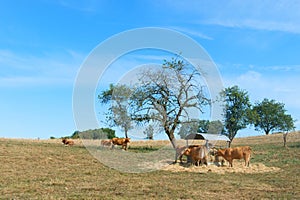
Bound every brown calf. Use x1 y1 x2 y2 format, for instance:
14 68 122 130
101 139 112 147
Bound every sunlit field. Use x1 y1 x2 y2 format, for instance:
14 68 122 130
1 132 299 199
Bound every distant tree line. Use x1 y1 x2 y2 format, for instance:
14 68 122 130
51 128 116 140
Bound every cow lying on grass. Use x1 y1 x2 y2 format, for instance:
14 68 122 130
62 138 74 146
111 138 130 150
216 146 252 167
100 139 112 148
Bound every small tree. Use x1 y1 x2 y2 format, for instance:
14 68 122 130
221 86 251 146
252 99 295 135
279 113 295 147
99 84 133 138
143 124 154 140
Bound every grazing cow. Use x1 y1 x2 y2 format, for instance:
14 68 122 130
62 138 74 146
111 138 130 150
183 145 209 166
100 139 112 148
175 145 199 163
216 146 252 167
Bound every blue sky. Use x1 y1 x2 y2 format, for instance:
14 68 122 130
1 0 300 139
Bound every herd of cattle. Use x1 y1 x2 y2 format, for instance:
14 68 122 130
62 137 252 168
175 144 252 167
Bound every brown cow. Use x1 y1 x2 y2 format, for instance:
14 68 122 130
111 138 130 150
216 146 252 167
175 145 200 163
100 139 112 148
183 145 209 166
62 138 74 146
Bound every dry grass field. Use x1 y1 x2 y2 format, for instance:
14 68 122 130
1 132 300 199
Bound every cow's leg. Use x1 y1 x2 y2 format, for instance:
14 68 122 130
179 155 184 163
229 159 233 167
245 154 250 167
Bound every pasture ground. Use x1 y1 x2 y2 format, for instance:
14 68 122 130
0 132 300 199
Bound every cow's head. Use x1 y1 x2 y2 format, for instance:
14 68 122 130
183 147 192 156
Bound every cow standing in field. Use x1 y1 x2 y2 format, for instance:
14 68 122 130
183 145 209 166
62 138 74 146
175 145 199 163
216 146 252 167
111 138 130 150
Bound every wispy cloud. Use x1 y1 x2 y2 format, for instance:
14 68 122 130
171 27 213 40
0 49 83 87
204 19 300 34
160 0 300 34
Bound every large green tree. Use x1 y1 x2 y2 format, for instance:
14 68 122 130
252 98 295 135
221 86 251 145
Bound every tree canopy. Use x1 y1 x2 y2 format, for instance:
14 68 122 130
98 84 133 138
130 57 210 148
221 85 251 144
252 98 295 135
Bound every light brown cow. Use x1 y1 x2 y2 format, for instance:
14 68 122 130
62 138 74 146
101 139 112 147
111 138 130 150
216 146 252 167
183 145 209 166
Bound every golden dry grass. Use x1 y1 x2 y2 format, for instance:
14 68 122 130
0 131 299 199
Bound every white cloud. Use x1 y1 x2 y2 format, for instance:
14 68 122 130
237 70 262 83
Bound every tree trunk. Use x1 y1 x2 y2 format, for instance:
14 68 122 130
283 132 288 147
124 127 128 138
167 132 177 149
227 140 232 148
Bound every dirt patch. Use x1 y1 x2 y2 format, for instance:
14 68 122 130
162 161 281 174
